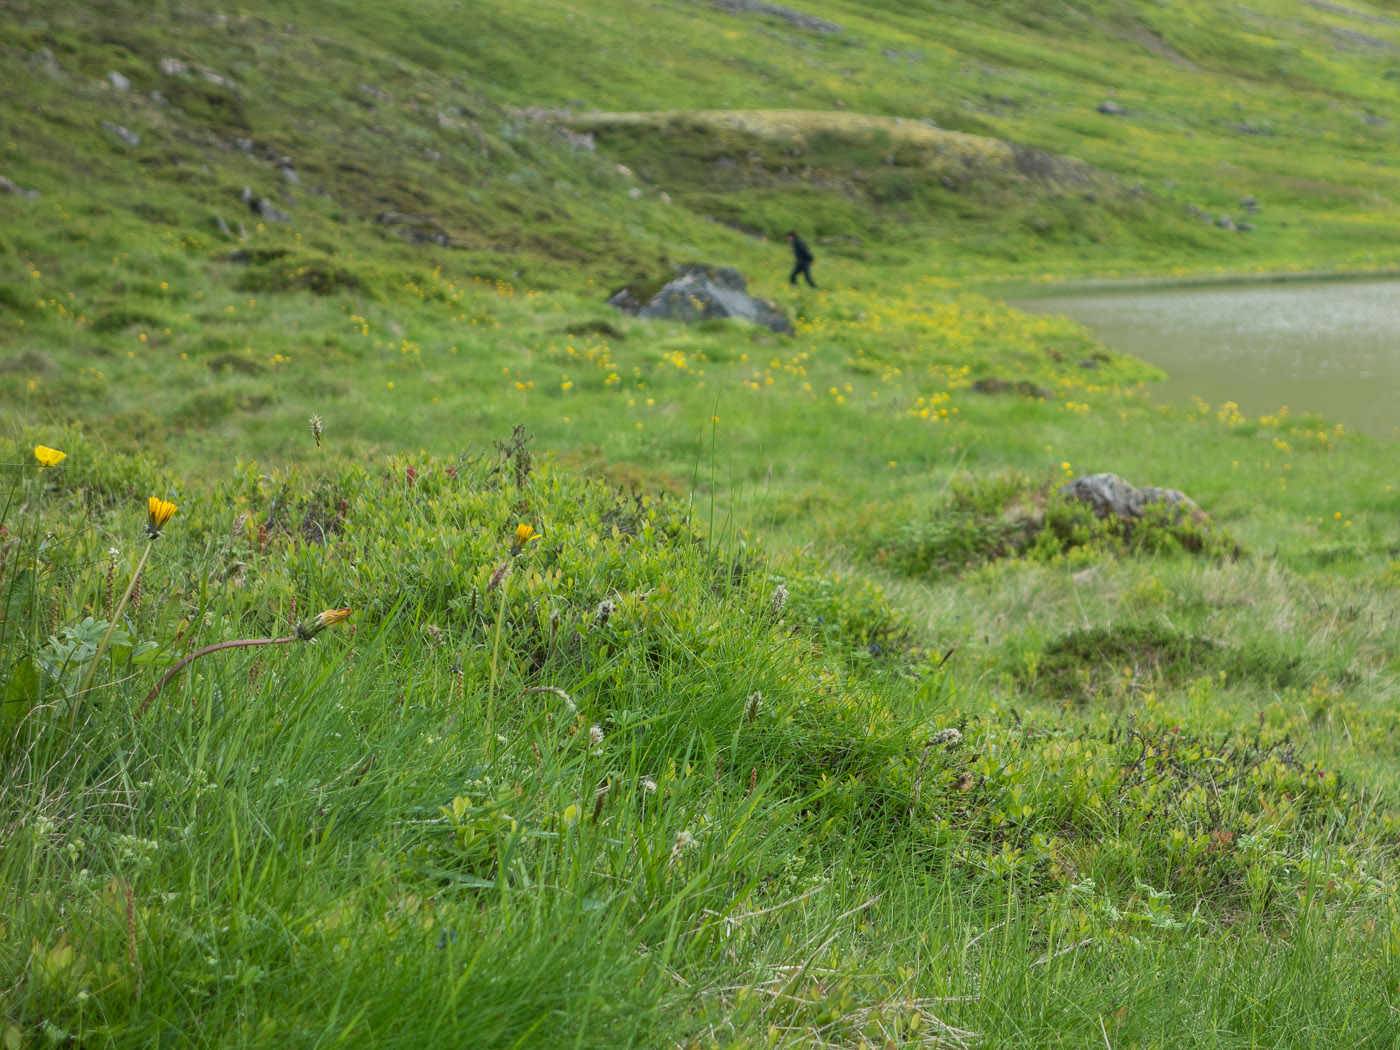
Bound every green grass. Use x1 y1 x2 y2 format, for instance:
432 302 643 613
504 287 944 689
7 0 1400 1045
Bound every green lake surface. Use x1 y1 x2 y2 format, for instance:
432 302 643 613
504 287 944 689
1014 279 1400 439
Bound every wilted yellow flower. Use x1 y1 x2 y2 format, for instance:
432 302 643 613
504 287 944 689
33 445 66 468
296 607 353 641
146 497 178 538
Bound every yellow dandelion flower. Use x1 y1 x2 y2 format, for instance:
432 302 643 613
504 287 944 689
146 497 178 538
33 445 66 468
511 523 540 554
297 607 353 640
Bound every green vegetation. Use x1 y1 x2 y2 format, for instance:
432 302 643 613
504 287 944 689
5 0 1400 1046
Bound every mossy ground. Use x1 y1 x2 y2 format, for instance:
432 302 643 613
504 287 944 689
5 0 1400 1046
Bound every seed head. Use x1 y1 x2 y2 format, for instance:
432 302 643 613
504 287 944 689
485 559 510 592
592 598 614 628
770 584 789 618
932 727 963 749
309 414 323 447
744 691 763 723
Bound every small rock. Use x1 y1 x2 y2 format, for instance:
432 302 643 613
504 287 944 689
32 48 62 75
659 191 672 203
150 91 167 106
253 197 290 223
1236 222 1255 232
201 69 228 86
1216 215 1235 230
235 138 254 153
0 176 40 199
159 58 187 75
106 70 131 91
1078 358 1100 369
627 187 642 199
214 215 233 236
280 165 300 186
240 185 253 203
1097 99 1126 115
971 377 1053 399
616 164 632 177
101 121 141 147
1240 195 1257 208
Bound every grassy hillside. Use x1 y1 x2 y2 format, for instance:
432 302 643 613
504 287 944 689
6 0 1400 1047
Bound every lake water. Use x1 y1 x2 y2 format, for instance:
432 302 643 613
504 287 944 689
1013 279 1400 439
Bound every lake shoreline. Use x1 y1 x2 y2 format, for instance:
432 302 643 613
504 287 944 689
987 266 1400 300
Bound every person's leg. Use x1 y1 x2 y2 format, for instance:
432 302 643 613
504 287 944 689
789 262 801 285
802 262 817 288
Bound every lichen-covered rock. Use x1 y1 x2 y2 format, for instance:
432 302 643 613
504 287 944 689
1059 472 1202 523
628 264 792 334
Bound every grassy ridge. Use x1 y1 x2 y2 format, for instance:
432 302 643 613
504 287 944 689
5 0 1400 1045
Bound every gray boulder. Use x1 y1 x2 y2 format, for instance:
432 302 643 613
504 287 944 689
106 70 131 91
626 264 792 334
1097 99 1126 116
1059 472 1203 523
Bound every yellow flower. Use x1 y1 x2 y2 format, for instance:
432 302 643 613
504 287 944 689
296 607 353 641
511 523 540 554
146 497 178 538
33 445 66 468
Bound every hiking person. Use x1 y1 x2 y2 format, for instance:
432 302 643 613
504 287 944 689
786 230 817 288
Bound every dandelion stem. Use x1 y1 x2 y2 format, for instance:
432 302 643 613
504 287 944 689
75 539 153 707
137 634 297 718
485 582 508 758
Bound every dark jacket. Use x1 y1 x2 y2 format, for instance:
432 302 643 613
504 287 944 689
789 235 814 264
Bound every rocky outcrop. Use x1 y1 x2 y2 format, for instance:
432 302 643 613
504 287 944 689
1059 472 1203 523
971 377 1053 399
613 264 792 334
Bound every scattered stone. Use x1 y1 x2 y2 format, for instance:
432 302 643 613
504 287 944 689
713 0 842 34
235 138 254 153
253 197 290 223
32 48 62 76
618 264 792 334
201 69 229 86
1097 99 1126 115
1216 214 1235 229
214 215 233 236
0 176 40 198
659 191 672 203
106 70 131 91
240 185 253 203
159 58 188 75
1240 195 1257 208
1060 472 1203 524
280 165 300 186
971 377 1053 399
375 210 452 246
555 126 595 150
150 91 167 105
1077 358 1100 369
616 164 633 177
627 187 643 199
101 122 141 147
1236 222 1255 232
